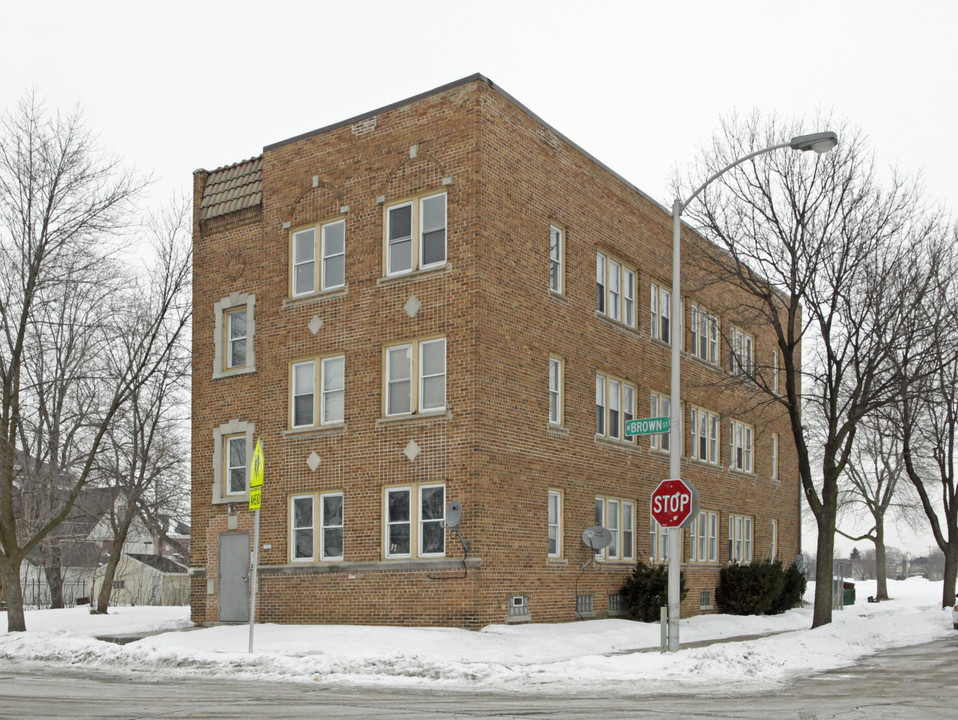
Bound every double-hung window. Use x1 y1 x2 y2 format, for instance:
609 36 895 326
385 338 446 416
384 483 445 558
225 435 247 496
291 218 346 296
690 305 719 363
214 293 256 378
690 510 719 563
594 497 634 561
596 252 636 327
649 517 669 563
690 406 720 463
290 355 345 428
771 433 779 480
772 350 780 394
549 356 563 425
730 514 753 563
651 283 672 343
290 492 344 562
291 495 315 562
226 309 247 369
550 225 564 293
650 392 671 452
729 420 754 473
385 192 446 277
548 490 562 557
596 372 637 442
730 326 755 378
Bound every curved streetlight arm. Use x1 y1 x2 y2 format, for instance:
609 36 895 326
678 141 791 213
664 129 837 654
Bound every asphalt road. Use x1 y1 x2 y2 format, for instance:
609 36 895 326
0 635 955 719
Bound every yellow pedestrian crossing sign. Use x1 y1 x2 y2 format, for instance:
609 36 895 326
248 487 262 511
250 438 264 488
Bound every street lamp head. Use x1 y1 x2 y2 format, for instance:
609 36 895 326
789 131 839 154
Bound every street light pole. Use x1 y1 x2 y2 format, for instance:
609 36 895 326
665 131 837 652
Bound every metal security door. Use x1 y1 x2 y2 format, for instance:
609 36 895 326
218 532 249 622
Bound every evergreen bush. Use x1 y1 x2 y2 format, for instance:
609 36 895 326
716 559 807 615
620 562 687 622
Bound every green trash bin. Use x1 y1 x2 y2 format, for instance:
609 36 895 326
843 581 856 606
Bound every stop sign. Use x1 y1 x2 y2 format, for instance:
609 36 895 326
650 479 699 528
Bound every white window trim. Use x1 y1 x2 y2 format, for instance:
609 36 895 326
383 483 447 560
290 355 346 429
651 282 672 344
418 484 446 558
690 510 719 563
690 304 720 364
729 420 754 473
384 337 446 417
549 225 564 294
290 217 347 297
596 372 636 442
213 292 256 379
771 519 778 561
690 406 720 464
320 491 345 561
731 326 755 378
211 419 254 504
596 251 637 328
771 433 779 480
384 191 447 278
595 496 634 562
729 514 753 564
548 490 563 558
290 494 315 563
650 392 671 453
549 356 563 426
649 516 670 564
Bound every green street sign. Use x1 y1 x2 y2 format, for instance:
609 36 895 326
625 416 670 436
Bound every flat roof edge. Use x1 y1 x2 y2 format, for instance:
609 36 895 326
262 72 669 215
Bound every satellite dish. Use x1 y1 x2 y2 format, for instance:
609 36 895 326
581 525 613 550
446 500 462 528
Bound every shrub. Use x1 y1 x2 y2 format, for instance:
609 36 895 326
716 559 807 615
768 561 808 614
620 562 687 622
716 559 785 615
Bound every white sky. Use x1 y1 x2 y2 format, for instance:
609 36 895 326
1 579 954 692
2 0 953 556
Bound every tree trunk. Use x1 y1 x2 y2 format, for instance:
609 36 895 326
94 508 134 614
43 543 65 609
811 508 836 628
874 523 889 601
942 544 957 609
1 554 26 632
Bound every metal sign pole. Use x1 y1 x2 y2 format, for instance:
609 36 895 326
248 507 260 653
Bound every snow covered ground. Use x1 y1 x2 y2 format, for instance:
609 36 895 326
1 578 953 696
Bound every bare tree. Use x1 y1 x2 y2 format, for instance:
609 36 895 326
679 113 923 627
894 226 958 607
0 94 191 632
92 214 190 613
836 417 924 600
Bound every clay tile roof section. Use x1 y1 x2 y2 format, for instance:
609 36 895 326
199 156 263 221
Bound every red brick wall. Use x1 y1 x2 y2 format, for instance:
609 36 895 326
190 78 800 628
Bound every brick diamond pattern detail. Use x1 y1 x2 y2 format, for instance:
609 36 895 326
307 452 322 471
308 316 324 335
403 295 422 318
403 440 421 461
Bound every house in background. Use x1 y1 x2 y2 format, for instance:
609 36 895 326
18 474 191 608
190 74 800 628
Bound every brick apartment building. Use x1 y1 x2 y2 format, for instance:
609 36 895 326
189 74 799 628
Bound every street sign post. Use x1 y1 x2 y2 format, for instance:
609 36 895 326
650 478 699 529
248 438 264 653
625 416 670 437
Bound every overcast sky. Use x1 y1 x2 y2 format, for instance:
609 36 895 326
3 0 952 557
